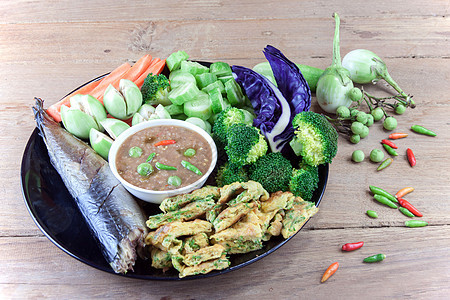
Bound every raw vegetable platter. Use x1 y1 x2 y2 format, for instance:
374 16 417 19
21 67 329 280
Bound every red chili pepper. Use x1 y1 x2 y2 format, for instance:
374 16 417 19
389 132 408 140
342 241 364 251
398 197 423 217
381 139 398 149
154 139 176 147
321 262 339 283
406 148 416 167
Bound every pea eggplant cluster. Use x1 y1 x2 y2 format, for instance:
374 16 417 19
350 123 436 171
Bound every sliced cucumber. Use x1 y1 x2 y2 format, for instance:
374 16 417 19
223 98 231 110
202 80 225 95
208 88 225 114
166 50 189 71
168 82 200 105
239 108 255 125
185 117 211 134
165 104 184 116
207 113 217 125
217 75 234 84
195 73 217 89
225 79 245 107
169 71 196 89
184 91 212 120
172 113 189 121
210 62 232 78
169 69 184 81
181 60 209 76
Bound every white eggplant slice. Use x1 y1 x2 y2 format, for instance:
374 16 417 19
89 128 114 160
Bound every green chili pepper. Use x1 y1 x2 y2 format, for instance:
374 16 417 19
374 194 398 209
369 186 398 203
405 220 428 227
411 125 436 137
181 160 203 176
155 162 177 171
399 207 414 218
377 158 393 171
129 146 143 158
167 175 182 187
366 210 378 218
363 253 386 263
137 162 153 177
183 148 196 157
146 152 156 162
382 144 398 156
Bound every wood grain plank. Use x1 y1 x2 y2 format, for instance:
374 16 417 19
1 16 450 66
1 0 449 24
1 226 449 298
1 1 450 298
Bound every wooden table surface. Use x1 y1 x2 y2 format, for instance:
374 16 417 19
2 1 450 299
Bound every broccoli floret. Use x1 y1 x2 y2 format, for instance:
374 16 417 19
212 107 247 145
225 123 268 166
140 73 171 105
216 162 249 187
290 111 338 166
289 164 319 201
248 152 293 193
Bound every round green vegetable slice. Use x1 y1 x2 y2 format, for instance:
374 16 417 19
208 88 225 114
183 91 212 120
225 79 245 107
168 82 199 105
169 71 196 89
185 117 211 134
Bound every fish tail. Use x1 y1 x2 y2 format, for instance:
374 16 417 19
33 97 61 142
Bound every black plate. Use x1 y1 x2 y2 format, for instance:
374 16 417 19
21 70 329 280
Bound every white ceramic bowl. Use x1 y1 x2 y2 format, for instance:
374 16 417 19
108 119 217 204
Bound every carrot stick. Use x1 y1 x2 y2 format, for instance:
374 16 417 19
134 59 161 88
149 57 162 67
97 54 153 102
134 59 167 89
46 79 101 122
89 62 132 101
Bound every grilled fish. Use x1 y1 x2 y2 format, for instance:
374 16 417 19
32 98 148 273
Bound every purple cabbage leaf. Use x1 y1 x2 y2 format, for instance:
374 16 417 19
231 45 311 153
263 45 311 113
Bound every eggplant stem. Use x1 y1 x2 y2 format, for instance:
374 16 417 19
332 13 342 68
372 57 409 99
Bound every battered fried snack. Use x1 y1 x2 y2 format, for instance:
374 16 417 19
146 197 216 229
159 186 220 213
144 182 319 278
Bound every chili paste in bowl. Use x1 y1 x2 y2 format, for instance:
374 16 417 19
109 119 217 204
